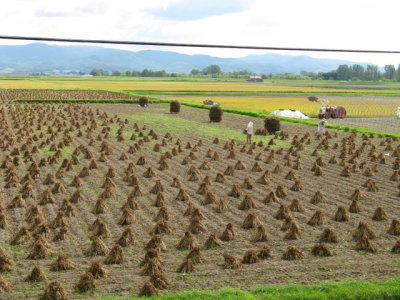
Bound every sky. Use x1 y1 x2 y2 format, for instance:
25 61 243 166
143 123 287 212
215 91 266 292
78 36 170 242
1 0 400 66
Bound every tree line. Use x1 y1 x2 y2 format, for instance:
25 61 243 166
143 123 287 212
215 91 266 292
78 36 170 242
90 63 400 82
301 64 400 81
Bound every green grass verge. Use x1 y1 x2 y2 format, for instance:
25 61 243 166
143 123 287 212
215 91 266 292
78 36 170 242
98 278 400 300
14 98 400 138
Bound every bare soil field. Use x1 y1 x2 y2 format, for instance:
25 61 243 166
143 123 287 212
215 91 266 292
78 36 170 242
0 103 399 299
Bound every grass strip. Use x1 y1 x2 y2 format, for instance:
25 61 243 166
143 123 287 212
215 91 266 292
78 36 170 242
97 277 400 300
14 98 400 138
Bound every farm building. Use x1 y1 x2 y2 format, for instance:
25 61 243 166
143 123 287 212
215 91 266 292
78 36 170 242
247 75 263 82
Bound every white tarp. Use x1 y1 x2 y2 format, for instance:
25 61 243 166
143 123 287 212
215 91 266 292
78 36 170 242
397 106 400 118
271 109 310 119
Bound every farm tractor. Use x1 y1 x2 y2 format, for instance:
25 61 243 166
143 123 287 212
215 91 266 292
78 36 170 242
308 96 346 119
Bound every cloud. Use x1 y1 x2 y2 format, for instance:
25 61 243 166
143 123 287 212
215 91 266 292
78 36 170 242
148 0 254 21
35 10 73 17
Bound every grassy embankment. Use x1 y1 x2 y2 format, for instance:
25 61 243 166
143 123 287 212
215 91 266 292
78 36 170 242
97 278 400 300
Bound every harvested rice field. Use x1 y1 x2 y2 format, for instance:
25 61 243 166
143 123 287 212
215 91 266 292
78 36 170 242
0 102 399 299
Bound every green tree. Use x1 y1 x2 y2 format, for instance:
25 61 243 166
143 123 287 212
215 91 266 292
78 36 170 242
384 65 396 80
336 64 352 80
351 64 365 80
202 64 222 75
396 65 400 82
191 69 201 75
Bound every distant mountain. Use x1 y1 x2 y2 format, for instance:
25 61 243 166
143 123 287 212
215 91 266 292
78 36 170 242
0 43 368 74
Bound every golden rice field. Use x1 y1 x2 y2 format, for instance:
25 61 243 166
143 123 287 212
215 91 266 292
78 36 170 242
170 95 400 117
1 79 400 95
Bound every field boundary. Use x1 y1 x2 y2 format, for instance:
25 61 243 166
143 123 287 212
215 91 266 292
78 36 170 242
14 98 400 138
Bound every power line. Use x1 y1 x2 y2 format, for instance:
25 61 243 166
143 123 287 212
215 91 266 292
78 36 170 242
0 35 399 54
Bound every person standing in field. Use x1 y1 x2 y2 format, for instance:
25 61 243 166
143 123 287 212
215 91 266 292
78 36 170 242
316 119 327 134
245 121 254 144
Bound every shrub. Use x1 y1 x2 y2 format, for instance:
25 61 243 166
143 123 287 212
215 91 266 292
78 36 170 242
264 117 280 134
139 97 149 107
170 101 180 113
209 106 223 122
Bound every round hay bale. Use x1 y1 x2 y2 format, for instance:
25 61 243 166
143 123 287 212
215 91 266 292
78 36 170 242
170 100 180 113
264 117 281 134
209 105 223 122
139 97 149 107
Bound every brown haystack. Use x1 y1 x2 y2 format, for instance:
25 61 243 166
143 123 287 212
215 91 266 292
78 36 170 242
285 170 297 180
118 208 135 226
311 243 334 257
171 177 183 188
274 204 292 220
280 216 295 231
204 234 223 249
186 246 206 264
25 265 47 282
145 235 167 252
355 236 377 253
176 258 195 273
282 246 304 260
257 247 273 260
353 221 375 241
350 188 366 201
92 197 106 214
307 210 327 226
276 185 287 198
27 239 53 259
251 225 270 242
176 232 199 250
75 272 96 292
10 226 31 245
289 198 305 212
117 227 135 247
310 190 326 204
215 172 225 183
349 200 361 213
150 180 165 194
104 245 126 264
372 206 388 221
202 191 217 205
0 275 11 293
50 254 75 271
238 195 257 210
242 250 260 264
85 236 109 256
220 223 236 241
284 222 302 240
175 189 190 201
40 281 67 300
222 252 242 269
251 162 263 172
224 165 235 176
228 184 242 198
290 180 303 192
242 213 261 229
70 189 86 203
334 206 350 222
150 271 170 290
87 262 109 279
264 191 278 204
319 228 338 243
151 220 173 235
0 250 13 272
391 240 400 253
188 216 207 234
387 219 400 236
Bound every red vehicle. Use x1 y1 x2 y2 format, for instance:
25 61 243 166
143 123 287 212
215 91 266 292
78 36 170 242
318 106 346 119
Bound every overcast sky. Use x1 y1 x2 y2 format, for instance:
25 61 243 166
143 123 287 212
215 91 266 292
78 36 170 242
1 0 400 66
